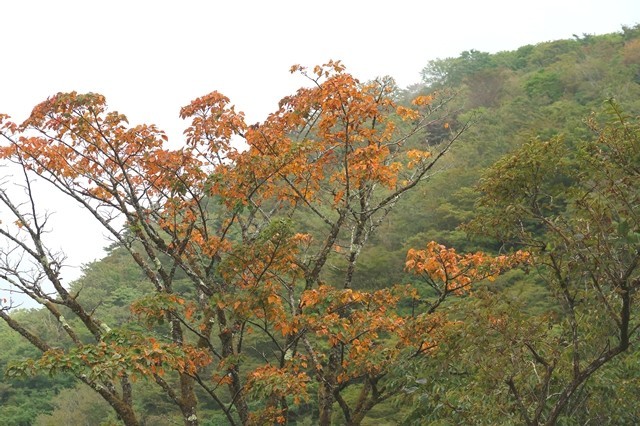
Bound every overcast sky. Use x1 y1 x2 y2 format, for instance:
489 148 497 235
1 0 638 296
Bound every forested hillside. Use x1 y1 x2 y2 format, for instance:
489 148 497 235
0 25 639 425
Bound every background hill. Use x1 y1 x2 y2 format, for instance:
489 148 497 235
1 25 639 425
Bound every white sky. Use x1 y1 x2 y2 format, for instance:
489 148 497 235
0 0 638 297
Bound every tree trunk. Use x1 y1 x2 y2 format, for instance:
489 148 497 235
318 382 335 426
180 372 199 426
318 348 339 425
218 308 249 424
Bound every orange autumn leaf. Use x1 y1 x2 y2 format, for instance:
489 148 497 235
412 95 433 106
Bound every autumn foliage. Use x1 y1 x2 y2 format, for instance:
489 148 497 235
0 62 528 425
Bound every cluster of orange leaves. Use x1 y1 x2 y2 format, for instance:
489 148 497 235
215 230 308 334
244 362 311 424
175 60 434 213
406 241 531 294
27 333 211 383
297 285 447 382
131 293 198 324
246 364 309 404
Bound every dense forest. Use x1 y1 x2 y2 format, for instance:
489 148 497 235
0 25 639 425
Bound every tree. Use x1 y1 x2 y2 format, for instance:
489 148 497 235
421 49 495 88
0 61 526 425
464 101 640 425
34 384 115 426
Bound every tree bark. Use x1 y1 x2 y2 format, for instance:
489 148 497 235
318 348 339 425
